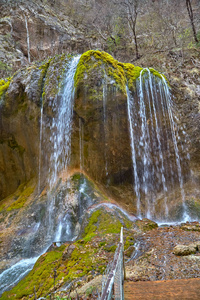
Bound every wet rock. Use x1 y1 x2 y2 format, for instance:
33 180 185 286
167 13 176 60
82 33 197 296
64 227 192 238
173 245 197 256
135 218 158 232
180 222 200 232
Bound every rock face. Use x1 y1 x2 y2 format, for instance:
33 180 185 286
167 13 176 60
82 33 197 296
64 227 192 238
0 0 98 78
0 48 200 297
0 173 102 273
0 49 200 220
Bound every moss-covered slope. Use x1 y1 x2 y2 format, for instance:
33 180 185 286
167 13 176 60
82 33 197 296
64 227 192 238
2 206 136 299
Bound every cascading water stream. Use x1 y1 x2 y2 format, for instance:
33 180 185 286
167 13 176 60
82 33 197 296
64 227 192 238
46 55 81 240
126 69 191 221
0 56 81 296
126 87 141 217
0 257 39 295
38 93 44 195
48 55 81 189
103 77 108 178
161 75 190 221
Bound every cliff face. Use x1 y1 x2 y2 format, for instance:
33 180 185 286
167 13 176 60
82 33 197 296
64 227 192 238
0 50 200 217
0 47 200 300
0 0 95 78
0 1 200 297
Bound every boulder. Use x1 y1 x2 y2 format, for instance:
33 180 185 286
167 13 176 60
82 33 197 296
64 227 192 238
173 245 197 256
135 218 158 232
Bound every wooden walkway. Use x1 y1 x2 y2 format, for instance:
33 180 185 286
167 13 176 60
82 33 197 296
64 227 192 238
124 278 200 300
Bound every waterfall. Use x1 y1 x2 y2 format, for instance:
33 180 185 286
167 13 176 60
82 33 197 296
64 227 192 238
126 87 141 217
127 69 190 221
0 257 38 295
103 78 108 178
0 56 82 296
161 75 190 221
79 118 84 170
46 55 81 242
48 55 80 189
24 15 31 63
38 94 44 195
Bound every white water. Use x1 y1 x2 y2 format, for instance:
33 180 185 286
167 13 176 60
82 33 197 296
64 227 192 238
103 78 108 177
48 55 80 189
24 15 31 63
79 118 84 170
38 97 44 195
0 257 38 295
126 87 141 217
161 75 190 221
126 69 191 221
0 56 81 296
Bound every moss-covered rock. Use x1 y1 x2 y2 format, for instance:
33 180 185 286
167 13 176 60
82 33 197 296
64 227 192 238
135 218 158 232
0 77 11 99
2 205 136 299
74 50 165 94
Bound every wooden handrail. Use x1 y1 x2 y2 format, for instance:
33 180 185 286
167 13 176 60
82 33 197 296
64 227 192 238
101 227 124 300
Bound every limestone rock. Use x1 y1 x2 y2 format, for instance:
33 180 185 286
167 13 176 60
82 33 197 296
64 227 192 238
173 245 197 256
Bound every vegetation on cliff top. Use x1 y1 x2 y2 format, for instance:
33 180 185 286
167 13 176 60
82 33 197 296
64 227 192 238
74 50 166 93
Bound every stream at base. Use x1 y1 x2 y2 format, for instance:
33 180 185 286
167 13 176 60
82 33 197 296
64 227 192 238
0 256 39 295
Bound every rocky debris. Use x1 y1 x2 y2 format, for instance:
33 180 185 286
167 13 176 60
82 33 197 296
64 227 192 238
181 222 200 232
126 222 200 282
173 244 197 256
68 275 102 299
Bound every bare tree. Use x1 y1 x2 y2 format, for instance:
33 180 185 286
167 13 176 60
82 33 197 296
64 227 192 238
186 0 199 43
117 0 140 59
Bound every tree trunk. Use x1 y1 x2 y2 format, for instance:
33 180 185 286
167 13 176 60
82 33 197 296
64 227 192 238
133 27 139 59
186 0 199 43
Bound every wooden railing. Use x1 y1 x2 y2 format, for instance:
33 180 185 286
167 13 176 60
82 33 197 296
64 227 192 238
100 227 125 300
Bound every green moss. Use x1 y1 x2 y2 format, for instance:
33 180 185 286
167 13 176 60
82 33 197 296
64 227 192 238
74 50 126 93
99 241 106 247
7 186 35 211
1 248 63 300
71 173 82 181
83 208 125 239
103 244 117 252
124 236 135 250
122 63 143 89
0 203 6 213
2 205 136 299
84 210 101 235
0 77 11 98
74 50 167 95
